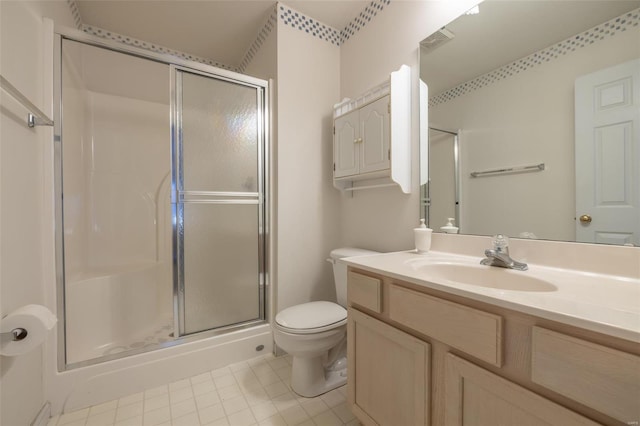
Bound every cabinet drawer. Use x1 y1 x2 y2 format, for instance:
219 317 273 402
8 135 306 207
389 285 502 366
531 327 640 423
348 271 382 313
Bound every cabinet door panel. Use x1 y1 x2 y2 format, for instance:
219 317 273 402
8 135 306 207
444 353 600 426
348 308 430 426
359 97 390 174
334 110 359 178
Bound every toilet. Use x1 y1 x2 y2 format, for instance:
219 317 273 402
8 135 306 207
273 247 379 397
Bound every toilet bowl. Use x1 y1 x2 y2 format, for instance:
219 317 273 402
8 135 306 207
273 247 379 397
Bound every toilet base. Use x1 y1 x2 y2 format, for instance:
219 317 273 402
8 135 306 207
290 355 347 398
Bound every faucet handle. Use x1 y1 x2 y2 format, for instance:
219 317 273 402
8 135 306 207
492 234 509 252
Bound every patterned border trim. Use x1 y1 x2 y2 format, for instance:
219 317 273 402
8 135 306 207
340 0 391 43
429 8 640 107
82 25 236 71
67 0 83 30
238 6 277 73
276 0 391 46
278 4 342 45
70 0 392 72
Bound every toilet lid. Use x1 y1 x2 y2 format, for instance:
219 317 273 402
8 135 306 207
275 301 346 330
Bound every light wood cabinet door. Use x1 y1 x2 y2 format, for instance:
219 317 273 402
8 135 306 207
348 308 430 426
444 353 600 426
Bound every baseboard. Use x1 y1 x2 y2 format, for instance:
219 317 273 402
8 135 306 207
31 402 51 426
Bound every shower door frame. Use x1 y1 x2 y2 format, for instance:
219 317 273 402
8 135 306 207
53 26 270 371
171 65 267 337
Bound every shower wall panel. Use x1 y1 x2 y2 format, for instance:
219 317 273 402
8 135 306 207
84 92 170 269
60 45 88 278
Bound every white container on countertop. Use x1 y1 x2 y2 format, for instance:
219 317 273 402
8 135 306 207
440 217 459 234
414 219 433 253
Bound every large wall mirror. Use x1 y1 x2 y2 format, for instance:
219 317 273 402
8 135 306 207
420 0 640 246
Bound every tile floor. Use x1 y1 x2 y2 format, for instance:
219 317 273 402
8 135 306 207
48 354 360 426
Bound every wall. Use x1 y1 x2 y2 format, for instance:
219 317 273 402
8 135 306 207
338 0 479 252
430 26 639 241
275 11 342 312
0 1 74 425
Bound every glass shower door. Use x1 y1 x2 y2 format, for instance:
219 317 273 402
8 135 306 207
174 67 266 335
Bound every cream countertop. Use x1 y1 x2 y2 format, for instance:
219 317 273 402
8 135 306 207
342 249 640 343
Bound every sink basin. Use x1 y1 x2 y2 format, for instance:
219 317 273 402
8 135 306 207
419 263 558 292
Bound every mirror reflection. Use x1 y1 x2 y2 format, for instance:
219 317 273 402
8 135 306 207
420 1 640 246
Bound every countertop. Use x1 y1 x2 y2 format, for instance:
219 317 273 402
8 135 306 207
342 250 640 343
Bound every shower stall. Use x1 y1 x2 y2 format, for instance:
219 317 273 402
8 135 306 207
55 32 269 370
424 127 459 229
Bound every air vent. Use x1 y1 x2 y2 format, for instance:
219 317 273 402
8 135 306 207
420 27 455 53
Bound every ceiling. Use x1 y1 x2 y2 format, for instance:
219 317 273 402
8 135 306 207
76 1 370 69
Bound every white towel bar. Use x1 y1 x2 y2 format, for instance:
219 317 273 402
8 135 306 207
470 163 545 178
0 75 54 128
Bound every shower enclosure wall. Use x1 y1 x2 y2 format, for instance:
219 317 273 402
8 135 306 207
56 32 269 370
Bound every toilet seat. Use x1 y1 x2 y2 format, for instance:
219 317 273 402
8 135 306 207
275 301 346 335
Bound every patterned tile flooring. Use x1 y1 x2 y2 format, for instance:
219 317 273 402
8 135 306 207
48 354 359 426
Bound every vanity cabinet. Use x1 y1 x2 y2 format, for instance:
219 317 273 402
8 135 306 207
347 269 640 426
333 65 410 193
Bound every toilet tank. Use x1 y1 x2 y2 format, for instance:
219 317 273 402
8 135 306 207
328 247 380 307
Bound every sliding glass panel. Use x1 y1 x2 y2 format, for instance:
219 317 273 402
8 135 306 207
181 71 259 193
60 39 173 365
181 203 261 334
176 68 265 336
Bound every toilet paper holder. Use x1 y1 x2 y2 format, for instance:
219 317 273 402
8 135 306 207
1 328 28 341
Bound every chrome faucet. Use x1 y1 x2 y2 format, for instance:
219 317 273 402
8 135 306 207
480 235 528 271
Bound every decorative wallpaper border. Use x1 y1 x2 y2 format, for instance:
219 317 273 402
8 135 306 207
69 0 391 73
276 0 391 46
278 5 342 45
238 6 278 73
340 0 391 43
66 0 83 30
82 25 235 71
429 8 640 108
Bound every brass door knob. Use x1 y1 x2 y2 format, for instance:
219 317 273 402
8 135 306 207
579 214 592 224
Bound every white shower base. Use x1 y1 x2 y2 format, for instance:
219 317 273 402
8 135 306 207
54 262 273 415
65 262 173 364
47 323 273 415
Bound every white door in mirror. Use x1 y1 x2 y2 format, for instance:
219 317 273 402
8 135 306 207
575 59 640 246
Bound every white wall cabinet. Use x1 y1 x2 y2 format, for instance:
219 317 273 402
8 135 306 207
334 96 390 179
333 65 410 193
347 269 640 426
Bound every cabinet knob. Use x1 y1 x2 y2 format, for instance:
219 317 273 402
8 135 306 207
354 138 363 144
